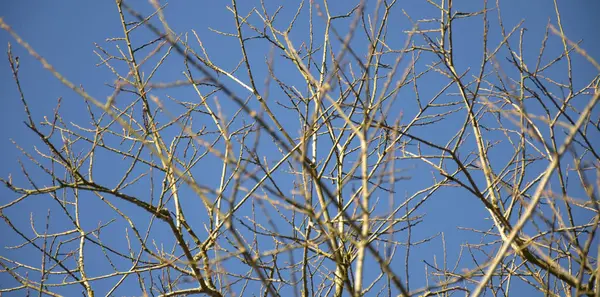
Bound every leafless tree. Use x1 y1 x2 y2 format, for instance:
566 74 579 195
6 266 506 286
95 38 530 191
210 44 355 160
1 0 598 296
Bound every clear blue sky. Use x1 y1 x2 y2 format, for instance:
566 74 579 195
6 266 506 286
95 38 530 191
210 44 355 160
1 1 599 296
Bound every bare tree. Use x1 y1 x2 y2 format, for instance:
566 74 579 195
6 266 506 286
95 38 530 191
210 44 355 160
1 0 598 296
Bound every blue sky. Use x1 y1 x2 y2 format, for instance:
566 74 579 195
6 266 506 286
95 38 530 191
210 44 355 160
1 1 599 296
